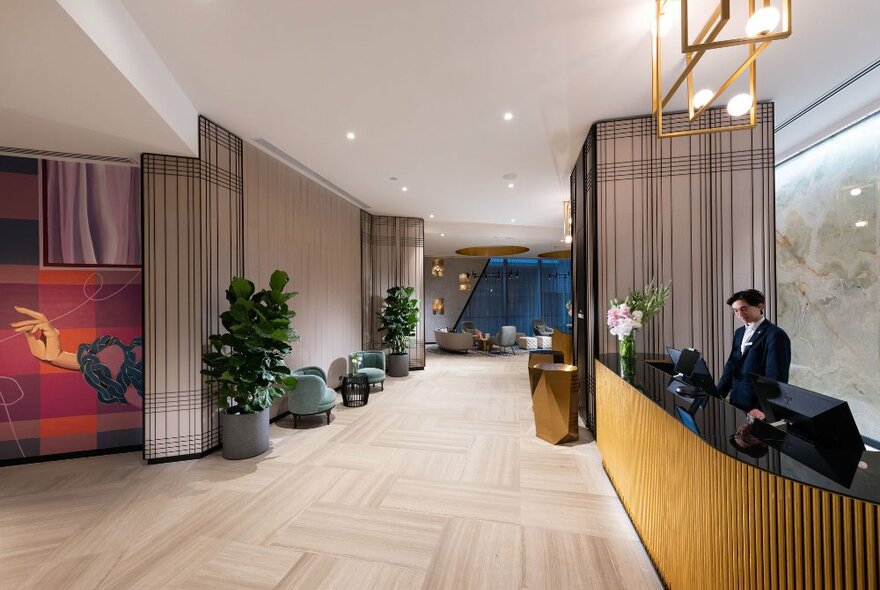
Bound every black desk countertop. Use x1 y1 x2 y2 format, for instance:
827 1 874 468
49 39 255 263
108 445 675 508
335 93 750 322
598 353 880 505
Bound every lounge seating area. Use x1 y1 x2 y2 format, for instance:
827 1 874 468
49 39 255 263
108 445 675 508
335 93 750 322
431 324 527 356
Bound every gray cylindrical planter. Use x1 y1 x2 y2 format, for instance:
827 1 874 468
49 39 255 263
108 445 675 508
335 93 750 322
221 407 270 459
387 353 410 377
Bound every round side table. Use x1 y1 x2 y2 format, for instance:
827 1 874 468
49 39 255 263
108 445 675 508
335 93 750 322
341 372 370 407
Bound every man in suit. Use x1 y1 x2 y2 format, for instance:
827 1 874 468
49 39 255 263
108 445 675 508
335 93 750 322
717 289 791 412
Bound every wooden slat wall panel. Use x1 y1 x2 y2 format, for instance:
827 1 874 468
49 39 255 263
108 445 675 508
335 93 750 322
242 143 362 399
596 361 880 589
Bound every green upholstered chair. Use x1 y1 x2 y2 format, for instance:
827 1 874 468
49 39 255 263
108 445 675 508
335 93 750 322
351 350 385 391
289 366 336 427
489 325 517 355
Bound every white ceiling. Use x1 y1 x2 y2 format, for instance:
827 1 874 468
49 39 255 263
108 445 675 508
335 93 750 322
2 0 878 257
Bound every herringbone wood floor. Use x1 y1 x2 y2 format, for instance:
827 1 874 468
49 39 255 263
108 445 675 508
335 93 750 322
0 349 662 589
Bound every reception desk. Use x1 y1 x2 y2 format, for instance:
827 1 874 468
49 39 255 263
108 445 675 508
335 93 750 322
596 354 879 590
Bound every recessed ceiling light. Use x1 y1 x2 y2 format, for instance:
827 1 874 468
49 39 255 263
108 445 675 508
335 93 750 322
402 186 408 192
510 218 516 223
850 188 862 196
507 183 515 189
346 132 355 140
440 233 445 237
855 220 868 228
503 112 513 121
429 214 434 218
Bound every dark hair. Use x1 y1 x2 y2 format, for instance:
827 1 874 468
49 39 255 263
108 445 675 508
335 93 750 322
726 289 765 307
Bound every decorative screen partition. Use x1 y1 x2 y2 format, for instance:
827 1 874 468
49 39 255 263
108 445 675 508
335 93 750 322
573 104 777 432
361 212 425 369
142 117 244 462
571 128 599 430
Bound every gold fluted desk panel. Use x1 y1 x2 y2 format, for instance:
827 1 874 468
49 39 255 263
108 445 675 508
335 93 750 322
529 363 578 445
596 359 879 590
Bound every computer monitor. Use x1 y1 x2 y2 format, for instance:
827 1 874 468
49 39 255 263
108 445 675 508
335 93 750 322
675 405 701 437
665 346 720 397
750 374 864 451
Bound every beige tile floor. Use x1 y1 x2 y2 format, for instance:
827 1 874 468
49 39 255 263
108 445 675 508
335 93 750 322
0 348 663 590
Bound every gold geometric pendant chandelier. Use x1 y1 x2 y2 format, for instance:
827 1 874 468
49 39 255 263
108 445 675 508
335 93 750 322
652 0 792 138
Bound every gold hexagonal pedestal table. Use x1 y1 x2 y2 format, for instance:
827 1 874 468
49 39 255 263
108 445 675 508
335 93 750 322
529 363 578 444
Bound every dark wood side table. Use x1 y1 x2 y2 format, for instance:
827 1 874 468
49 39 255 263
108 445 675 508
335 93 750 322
341 372 370 407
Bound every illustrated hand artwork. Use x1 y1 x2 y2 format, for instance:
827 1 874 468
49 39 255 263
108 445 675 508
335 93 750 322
10 306 80 370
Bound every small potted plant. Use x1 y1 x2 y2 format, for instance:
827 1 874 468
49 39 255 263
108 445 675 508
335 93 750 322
202 270 299 459
377 285 420 377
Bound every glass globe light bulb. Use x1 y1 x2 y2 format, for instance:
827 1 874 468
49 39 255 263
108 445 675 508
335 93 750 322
745 6 781 37
651 10 675 37
727 93 754 117
564 235 573 244
693 88 714 110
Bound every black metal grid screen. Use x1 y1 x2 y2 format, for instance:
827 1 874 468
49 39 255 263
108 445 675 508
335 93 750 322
573 104 776 435
361 211 425 369
142 116 244 462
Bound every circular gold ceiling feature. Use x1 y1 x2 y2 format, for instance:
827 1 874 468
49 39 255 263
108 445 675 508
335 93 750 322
537 249 571 259
455 245 530 257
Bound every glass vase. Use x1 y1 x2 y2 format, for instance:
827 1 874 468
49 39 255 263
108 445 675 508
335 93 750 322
618 333 636 380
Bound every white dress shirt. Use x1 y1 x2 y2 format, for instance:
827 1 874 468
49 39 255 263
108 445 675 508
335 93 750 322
741 317 766 355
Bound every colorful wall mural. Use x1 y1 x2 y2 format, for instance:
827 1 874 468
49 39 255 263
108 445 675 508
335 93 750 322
0 155 143 464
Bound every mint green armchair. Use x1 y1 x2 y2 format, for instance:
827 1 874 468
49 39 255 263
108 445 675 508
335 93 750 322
289 366 336 427
351 350 385 391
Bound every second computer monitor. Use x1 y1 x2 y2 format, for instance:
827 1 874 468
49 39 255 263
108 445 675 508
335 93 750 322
666 346 720 397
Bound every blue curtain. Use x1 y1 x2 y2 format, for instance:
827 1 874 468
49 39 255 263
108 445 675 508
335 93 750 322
456 258 571 337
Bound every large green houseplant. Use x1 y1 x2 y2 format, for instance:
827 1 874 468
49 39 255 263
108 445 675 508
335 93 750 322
202 270 299 459
377 285 420 377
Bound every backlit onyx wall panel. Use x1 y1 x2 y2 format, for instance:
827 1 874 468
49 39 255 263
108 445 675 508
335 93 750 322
573 104 776 432
142 117 243 462
361 212 425 369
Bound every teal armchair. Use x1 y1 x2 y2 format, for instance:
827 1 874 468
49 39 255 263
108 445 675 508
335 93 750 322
289 366 336 427
351 350 385 391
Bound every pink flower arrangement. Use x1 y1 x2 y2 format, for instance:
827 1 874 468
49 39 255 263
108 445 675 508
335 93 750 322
607 304 644 339
607 280 671 341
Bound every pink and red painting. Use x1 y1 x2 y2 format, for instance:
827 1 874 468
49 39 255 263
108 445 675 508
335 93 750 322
0 155 143 464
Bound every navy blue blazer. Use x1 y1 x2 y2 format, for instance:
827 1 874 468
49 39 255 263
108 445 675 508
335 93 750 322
717 320 791 411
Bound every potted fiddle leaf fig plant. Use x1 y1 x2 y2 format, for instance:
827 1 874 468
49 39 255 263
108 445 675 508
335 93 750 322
202 270 299 459
377 285 420 377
